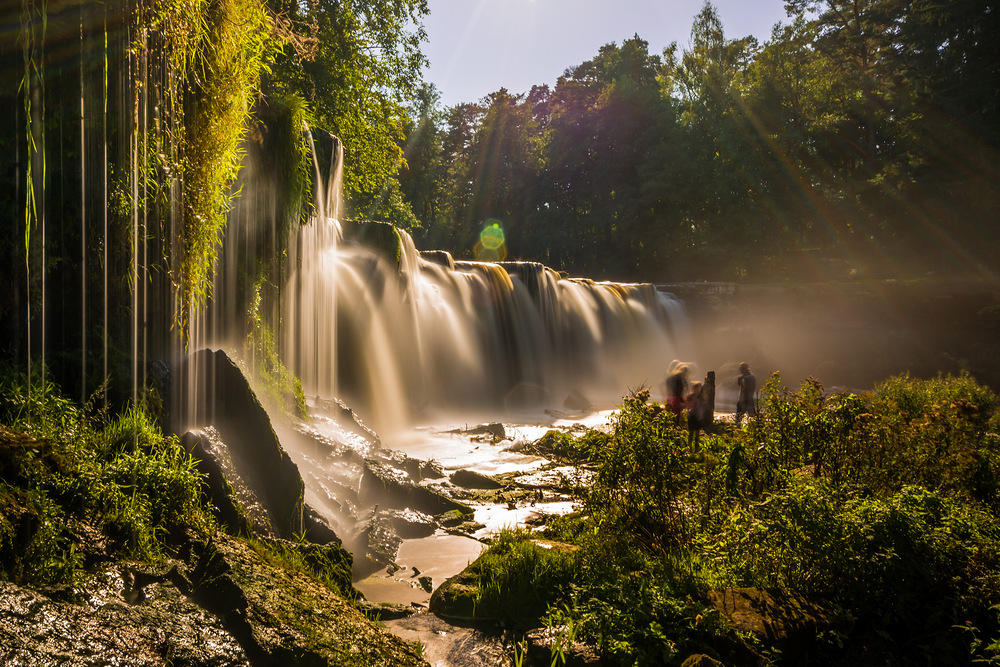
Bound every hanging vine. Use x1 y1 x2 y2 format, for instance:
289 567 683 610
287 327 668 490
138 0 279 337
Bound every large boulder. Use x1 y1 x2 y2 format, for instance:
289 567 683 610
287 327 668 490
706 588 840 664
0 531 424 666
360 459 473 518
184 532 426 665
450 469 503 490
180 426 260 536
177 348 304 539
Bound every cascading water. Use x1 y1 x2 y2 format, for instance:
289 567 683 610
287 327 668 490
316 233 690 434
272 141 691 434
188 121 691 439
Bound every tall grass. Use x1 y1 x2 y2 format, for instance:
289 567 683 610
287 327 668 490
0 373 211 585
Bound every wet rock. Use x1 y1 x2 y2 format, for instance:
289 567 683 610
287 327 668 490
450 469 503 490
383 508 437 539
350 511 404 579
360 459 474 518
430 539 577 625
374 448 446 481
563 389 593 412
316 395 383 449
178 348 304 539
303 503 343 545
465 422 506 440
436 509 467 527
385 612 514 666
0 570 247 666
181 427 263 536
428 568 481 621
356 600 418 621
187 532 426 665
443 520 487 536
418 575 433 593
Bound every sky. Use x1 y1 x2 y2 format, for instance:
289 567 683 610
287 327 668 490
422 0 792 108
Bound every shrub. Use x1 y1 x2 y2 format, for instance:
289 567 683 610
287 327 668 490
586 389 694 552
469 528 578 627
0 376 211 582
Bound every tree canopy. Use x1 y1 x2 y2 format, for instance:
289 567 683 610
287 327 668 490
398 0 1000 282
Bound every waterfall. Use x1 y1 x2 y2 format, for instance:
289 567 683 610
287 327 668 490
191 127 690 437
321 235 688 433
283 134 343 401
276 167 689 432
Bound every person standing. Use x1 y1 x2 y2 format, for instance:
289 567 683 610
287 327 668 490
666 364 689 416
686 381 707 450
736 362 757 425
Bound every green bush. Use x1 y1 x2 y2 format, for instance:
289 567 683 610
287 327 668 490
525 373 1000 665
468 528 578 627
0 376 212 583
586 389 696 553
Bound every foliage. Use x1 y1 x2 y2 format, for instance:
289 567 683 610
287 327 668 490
401 0 1000 282
0 374 212 586
250 538 356 602
143 0 280 329
266 0 429 220
245 276 307 419
467 528 578 628
515 372 1000 665
586 390 694 552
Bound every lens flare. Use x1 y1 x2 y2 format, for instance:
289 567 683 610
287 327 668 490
475 220 507 261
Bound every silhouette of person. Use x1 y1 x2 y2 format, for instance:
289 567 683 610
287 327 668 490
686 381 707 449
666 364 689 415
736 362 757 425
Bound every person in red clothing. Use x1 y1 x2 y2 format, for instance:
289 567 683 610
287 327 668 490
666 364 689 415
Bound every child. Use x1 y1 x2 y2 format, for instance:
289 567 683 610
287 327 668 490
686 381 707 450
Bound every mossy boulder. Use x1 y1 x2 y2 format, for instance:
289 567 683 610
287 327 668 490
177 348 304 539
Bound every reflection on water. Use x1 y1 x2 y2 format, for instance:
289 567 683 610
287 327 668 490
355 532 485 606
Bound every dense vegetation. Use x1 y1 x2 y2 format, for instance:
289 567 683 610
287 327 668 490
470 373 1000 665
397 1 1000 282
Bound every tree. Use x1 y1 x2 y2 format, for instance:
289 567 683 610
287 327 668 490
398 83 445 236
265 0 429 217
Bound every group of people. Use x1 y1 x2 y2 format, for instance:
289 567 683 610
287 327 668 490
665 361 757 449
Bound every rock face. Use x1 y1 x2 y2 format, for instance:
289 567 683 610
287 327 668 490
449 469 503 490
181 427 259 536
0 532 427 666
360 459 473 518
178 348 304 539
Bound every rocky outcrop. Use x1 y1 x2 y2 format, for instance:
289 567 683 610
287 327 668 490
351 511 405 579
449 469 503 490
178 348 304 540
181 426 259 536
360 459 473 518
0 532 426 666
706 587 840 664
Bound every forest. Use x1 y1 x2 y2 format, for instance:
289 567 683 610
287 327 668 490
390 0 1000 283
3 0 999 369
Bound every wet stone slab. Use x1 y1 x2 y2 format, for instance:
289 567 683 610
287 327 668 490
0 572 248 666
